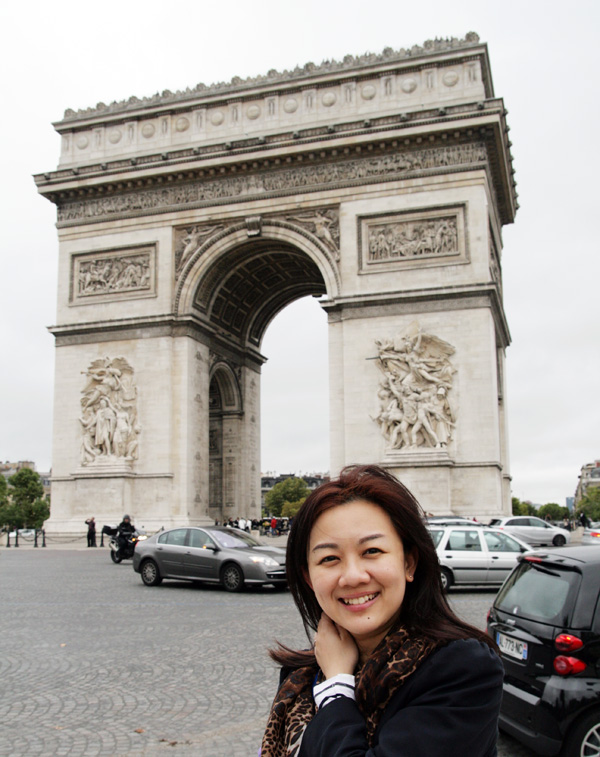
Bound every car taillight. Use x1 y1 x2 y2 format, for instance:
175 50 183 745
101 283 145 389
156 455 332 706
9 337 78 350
524 555 543 563
590 531 600 538
555 633 584 652
553 656 586 675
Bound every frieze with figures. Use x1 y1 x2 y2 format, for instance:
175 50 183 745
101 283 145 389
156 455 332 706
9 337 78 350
359 206 466 272
71 246 155 303
57 142 488 225
372 323 456 451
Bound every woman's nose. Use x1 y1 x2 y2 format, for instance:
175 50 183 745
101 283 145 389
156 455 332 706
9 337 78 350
338 559 370 586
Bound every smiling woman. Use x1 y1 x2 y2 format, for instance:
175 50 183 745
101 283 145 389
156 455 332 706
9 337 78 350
260 465 503 757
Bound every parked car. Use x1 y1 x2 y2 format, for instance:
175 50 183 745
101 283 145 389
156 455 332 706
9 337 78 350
581 526 600 546
488 516 570 547
487 546 600 756
8 528 36 539
428 526 531 591
133 526 287 591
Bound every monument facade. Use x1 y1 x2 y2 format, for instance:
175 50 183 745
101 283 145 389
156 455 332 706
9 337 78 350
36 34 517 531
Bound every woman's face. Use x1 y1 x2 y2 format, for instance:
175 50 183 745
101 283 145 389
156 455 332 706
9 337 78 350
306 499 417 658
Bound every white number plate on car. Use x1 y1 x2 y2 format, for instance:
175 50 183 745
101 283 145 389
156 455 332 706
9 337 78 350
497 632 528 660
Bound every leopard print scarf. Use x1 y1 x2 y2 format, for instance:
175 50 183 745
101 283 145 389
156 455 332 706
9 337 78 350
261 627 440 757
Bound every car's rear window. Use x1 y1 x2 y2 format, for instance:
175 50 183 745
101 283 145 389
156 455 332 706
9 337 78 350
495 562 580 624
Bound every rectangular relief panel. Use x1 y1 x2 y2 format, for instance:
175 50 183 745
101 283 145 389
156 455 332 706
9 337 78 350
358 204 468 273
70 244 156 304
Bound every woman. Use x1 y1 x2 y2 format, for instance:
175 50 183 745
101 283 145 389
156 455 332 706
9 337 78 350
261 465 503 757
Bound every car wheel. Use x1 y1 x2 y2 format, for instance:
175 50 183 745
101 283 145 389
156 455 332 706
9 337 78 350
110 550 122 564
221 563 244 592
140 559 162 586
553 534 566 547
440 568 453 593
561 707 600 757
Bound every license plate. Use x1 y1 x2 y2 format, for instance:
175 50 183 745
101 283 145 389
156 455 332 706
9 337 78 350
497 632 528 660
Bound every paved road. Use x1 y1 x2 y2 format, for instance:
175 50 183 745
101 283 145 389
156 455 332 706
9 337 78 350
0 548 538 756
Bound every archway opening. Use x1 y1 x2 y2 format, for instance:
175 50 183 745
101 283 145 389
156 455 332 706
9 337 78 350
260 295 329 479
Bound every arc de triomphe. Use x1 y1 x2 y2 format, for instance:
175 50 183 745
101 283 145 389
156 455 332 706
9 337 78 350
36 33 517 532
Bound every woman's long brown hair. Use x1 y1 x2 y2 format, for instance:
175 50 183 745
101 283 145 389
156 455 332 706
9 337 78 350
270 464 496 668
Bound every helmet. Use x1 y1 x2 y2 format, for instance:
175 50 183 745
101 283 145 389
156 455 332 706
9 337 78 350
123 514 130 521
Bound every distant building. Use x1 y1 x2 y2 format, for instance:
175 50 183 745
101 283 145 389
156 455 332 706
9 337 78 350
575 460 600 505
261 473 329 508
566 497 575 513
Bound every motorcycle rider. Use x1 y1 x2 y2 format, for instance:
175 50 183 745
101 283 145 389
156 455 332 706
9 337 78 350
116 514 136 557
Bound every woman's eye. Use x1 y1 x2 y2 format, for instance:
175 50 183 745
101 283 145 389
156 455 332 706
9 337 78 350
364 547 382 556
318 555 338 565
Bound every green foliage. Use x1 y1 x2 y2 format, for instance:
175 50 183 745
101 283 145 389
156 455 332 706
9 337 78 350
9 468 44 507
577 487 600 522
281 500 304 519
511 497 537 516
0 469 50 530
265 477 309 517
0 475 7 506
538 502 569 521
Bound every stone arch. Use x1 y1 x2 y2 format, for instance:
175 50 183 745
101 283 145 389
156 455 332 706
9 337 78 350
176 221 338 346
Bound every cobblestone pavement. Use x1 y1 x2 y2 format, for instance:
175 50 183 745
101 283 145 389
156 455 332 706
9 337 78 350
0 548 539 756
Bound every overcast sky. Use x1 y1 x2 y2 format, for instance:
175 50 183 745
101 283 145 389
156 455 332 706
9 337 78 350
1 0 598 505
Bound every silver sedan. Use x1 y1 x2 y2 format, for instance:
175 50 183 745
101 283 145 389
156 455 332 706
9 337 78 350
133 526 287 591
429 526 532 591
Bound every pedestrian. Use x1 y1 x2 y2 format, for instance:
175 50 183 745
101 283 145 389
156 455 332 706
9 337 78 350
261 464 503 757
85 517 96 547
270 516 277 536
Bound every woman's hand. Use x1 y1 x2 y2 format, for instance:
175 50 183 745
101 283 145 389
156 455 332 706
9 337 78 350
314 614 359 679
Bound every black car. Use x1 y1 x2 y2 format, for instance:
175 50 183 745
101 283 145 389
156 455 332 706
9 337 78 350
487 546 600 756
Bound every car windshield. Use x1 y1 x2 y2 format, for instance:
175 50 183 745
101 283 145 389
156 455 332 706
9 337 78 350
429 530 444 548
211 529 262 549
495 562 580 624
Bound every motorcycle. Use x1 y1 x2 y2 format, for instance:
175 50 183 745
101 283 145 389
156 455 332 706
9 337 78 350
103 525 147 563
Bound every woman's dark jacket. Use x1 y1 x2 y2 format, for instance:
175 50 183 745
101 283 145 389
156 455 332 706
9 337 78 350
300 638 503 757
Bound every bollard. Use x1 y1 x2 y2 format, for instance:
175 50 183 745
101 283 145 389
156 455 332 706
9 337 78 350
15 530 19 548
5 531 9 548
34 529 39 548
42 529 46 547
100 531 104 547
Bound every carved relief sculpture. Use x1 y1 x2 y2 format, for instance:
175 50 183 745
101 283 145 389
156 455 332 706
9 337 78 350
174 224 225 275
287 209 340 260
77 253 151 296
368 216 457 261
79 357 140 466
373 323 456 451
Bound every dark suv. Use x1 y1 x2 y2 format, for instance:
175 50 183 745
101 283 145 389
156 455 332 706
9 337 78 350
487 546 600 756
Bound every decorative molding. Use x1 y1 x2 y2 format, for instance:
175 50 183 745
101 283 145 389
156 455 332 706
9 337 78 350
60 34 482 123
372 322 456 452
57 142 488 226
71 245 155 303
358 204 467 273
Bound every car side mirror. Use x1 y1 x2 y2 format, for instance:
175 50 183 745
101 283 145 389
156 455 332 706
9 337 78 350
203 544 219 552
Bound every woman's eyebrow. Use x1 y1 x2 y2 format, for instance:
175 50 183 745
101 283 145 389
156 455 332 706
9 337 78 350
311 533 385 552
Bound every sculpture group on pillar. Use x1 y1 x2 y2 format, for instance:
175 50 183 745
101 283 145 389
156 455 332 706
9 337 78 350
373 323 456 451
79 357 140 466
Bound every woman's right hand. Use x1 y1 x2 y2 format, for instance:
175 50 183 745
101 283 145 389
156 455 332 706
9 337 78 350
314 614 359 679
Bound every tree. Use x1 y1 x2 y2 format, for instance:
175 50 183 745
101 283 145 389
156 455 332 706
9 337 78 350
0 475 7 506
265 477 310 517
577 487 600 522
281 500 304 519
1 469 50 530
538 502 569 522
511 497 537 516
